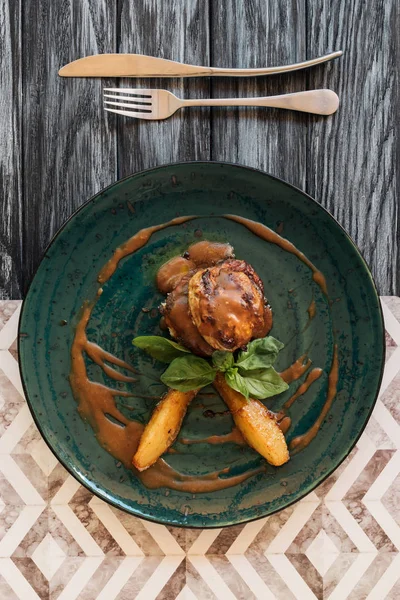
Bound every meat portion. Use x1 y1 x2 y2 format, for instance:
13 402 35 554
186 241 234 267
161 276 214 357
156 256 196 294
188 259 271 352
158 241 272 356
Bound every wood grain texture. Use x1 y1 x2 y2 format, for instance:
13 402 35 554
210 0 308 191
21 0 117 293
306 0 399 295
0 0 398 296
116 0 210 177
0 0 22 298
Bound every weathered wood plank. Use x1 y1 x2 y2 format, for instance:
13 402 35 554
21 0 117 293
210 0 308 190
117 0 211 177
306 0 399 295
0 0 398 297
0 0 22 298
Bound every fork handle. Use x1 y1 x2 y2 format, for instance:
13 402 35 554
180 90 339 116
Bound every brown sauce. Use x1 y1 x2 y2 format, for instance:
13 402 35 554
180 427 246 447
283 368 323 410
224 215 328 296
139 461 265 493
289 346 339 453
280 354 312 383
278 416 292 435
97 216 197 285
307 299 317 320
70 214 339 493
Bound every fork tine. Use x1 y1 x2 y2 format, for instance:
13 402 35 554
104 107 154 120
103 88 153 97
104 100 153 111
103 93 152 104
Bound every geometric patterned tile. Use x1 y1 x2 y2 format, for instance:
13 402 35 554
11 557 49 599
31 533 66 581
1 299 400 599
0 571 19 600
306 529 340 576
382 474 400 527
0 301 20 333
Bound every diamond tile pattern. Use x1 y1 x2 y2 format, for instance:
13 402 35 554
31 534 66 581
0 298 399 599
306 529 339 577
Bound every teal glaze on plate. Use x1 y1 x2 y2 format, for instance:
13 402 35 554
19 162 384 527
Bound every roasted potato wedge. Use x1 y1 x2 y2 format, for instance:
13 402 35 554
133 389 197 471
214 372 289 466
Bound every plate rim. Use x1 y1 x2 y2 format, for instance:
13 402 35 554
18 160 386 528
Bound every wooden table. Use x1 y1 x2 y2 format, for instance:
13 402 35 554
0 0 398 299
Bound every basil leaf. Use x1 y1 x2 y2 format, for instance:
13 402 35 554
226 366 288 400
212 351 234 372
160 355 216 392
132 335 189 363
225 368 251 399
236 336 285 371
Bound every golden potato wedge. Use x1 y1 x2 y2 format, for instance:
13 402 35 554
133 389 197 471
214 372 289 466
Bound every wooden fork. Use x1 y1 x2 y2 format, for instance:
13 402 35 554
104 88 339 120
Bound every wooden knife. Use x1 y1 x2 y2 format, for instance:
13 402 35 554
59 51 343 78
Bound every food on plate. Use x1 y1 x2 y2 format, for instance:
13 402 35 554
161 276 215 356
188 259 272 351
160 245 272 357
133 240 290 469
70 215 337 493
185 240 234 266
156 256 196 294
214 372 289 466
133 388 197 471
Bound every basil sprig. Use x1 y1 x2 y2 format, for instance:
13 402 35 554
132 336 189 363
225 365 288 399
132 335 288 400
160 355 216 391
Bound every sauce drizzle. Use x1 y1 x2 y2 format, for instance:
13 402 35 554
70 213 339 492
289 346 339 453
180 427 246 447
307 299 317 321
98 216 197 285
224 215 328 296
283 368 323 410
280 354 312 383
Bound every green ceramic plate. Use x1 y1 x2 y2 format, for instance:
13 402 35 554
19 162 384 527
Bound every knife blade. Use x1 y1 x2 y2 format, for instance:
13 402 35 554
58 51 343 78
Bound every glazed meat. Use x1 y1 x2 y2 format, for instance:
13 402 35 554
188 259 271 351
158 241 272 356
160 276 215 357
156 256 196 294
186 241 234 267
156 241 234 295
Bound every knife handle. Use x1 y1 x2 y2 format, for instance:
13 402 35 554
207 51 343 77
